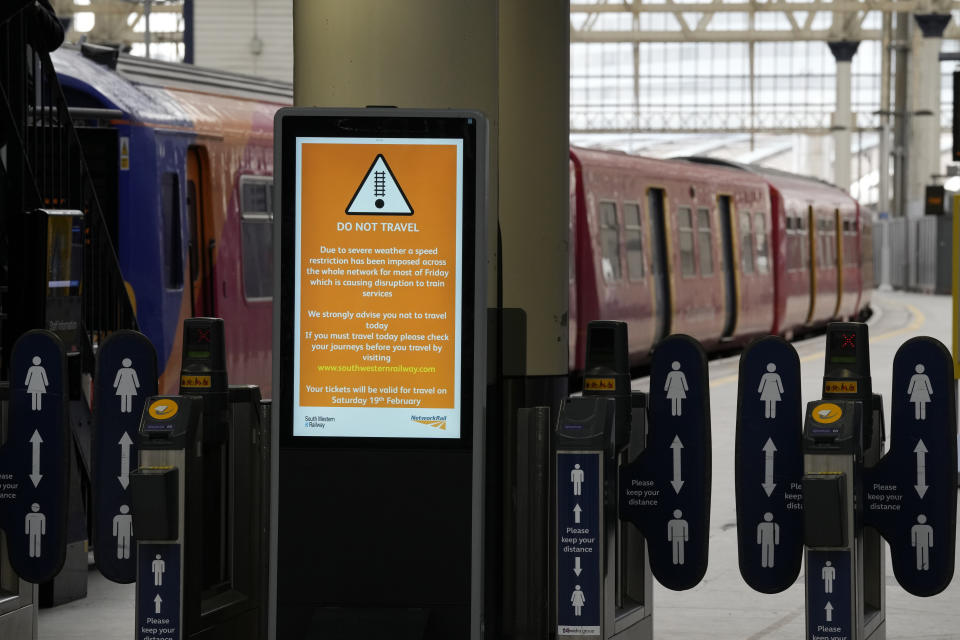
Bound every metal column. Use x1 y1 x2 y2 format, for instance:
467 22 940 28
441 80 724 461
829 41 859 192
906 14 951 217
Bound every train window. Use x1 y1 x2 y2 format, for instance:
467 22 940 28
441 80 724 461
755 213 770 274
598 201 622 282
240 176 274 300
800 213 810 269
678 206 695 277
819 217 836 268
242 179 271 214
844 218 858 265
623 202 645 280
785 214 796 271
739 211 754 274
162 172 184 289
697 208 713 276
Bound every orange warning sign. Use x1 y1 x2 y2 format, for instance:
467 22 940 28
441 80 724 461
297 142 460 427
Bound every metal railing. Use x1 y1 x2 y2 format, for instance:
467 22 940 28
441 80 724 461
1 6 137 376
873 216 953 294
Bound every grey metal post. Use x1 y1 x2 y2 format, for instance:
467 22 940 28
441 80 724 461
829 41 859 192
906 13 951 217
893 13 910 218
879 12 893 218
143 0 152 59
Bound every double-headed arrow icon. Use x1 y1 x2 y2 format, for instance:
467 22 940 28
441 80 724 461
914 439 928 498
29 430 43 487
119 431 133 489
762 437 777 497
671 435 684 493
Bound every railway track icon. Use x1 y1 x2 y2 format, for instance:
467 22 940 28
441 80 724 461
346 154 414 215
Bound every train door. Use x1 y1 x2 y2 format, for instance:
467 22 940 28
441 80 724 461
647 188 670 341
805 205 816 324
186 147 215 317
717 195 738 338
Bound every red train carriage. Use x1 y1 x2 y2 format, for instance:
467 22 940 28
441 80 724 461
571 148 872 369
751 167 861 337
570 148 777 370
55 45 871 384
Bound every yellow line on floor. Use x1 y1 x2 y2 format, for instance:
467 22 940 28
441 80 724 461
707 302 926 389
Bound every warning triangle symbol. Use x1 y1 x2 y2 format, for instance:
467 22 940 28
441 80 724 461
345 154 413 215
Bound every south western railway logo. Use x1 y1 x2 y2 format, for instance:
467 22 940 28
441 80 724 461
412 415 447 430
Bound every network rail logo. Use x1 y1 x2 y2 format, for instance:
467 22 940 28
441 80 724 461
411 415 447 430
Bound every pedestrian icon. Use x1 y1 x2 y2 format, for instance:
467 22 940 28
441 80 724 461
570 463 584 496
667 509 689 565
911 514 933 571
757 363 784 419
25 356 49 411
113 505 133 559
346 154 414 215
822 561 835 593
571 585 586 616
757 512 780 568
152 554 166 586
113 358 141 413
907 364 933 421
25 503 46 558
664 361 688 417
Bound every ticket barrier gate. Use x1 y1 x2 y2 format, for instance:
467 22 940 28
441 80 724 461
735 323 957 640
554 321 712 639
125 317 270 640
0 331 71 640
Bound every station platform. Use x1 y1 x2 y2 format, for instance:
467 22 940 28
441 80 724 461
38 289 960 640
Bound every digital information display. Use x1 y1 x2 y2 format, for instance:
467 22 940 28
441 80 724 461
293 137 464 438
828 330 858 364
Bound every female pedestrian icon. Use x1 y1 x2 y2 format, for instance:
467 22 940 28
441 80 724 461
25 356 49 411
113 358 141 413
907 364 933 421
664 361 688 417
757 363 784 419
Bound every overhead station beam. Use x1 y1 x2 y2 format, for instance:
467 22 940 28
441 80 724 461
571 0 960 13
570 0 960 42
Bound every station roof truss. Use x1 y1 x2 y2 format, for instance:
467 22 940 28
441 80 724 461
570 1 960 137
571 0 960 43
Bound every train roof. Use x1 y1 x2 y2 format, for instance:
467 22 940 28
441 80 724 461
684 155 858 212
571 145 769 190
52 43 291 128
684 156 852 197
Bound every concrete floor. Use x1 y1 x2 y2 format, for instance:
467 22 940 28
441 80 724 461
37 289 960 639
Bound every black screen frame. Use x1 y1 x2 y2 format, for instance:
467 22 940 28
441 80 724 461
275 110 481 451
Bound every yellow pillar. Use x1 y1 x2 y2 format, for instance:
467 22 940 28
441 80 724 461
292 0 569 380
291 2 570 636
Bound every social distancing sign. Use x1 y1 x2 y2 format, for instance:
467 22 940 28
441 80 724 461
294 139 463 438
